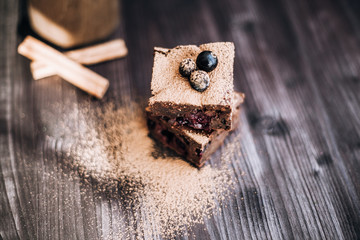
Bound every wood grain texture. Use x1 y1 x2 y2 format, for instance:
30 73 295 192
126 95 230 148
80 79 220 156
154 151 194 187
1 0 360 239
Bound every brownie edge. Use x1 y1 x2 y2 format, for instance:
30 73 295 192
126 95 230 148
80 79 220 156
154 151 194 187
147 92 244 167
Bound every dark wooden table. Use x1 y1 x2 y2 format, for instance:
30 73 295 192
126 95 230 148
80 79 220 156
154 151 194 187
1 0 360 239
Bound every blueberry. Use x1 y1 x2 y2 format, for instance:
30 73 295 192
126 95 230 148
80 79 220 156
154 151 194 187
189 70 210 92
179 58 196 77
196 51 218 72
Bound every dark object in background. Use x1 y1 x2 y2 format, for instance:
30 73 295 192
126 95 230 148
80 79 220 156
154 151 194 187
27 0 119 48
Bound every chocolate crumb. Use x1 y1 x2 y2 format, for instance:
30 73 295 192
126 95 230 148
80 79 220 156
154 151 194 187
189 70 210 92
179 58 196 77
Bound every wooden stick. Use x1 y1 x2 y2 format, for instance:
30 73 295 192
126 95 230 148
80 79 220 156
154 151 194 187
18 36 109 99
30 61 58 80
31 39 127 80
66 39 127 65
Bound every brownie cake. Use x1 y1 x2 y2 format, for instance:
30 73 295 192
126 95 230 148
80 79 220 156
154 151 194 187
147 92 244 167
148 42 235 131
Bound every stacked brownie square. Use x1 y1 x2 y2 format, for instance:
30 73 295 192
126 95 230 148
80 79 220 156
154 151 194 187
146 42 244 167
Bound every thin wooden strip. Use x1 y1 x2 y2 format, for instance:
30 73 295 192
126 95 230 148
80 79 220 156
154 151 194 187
18 36 109 99
66 39 128 65
31 39 127 80
30 61 58 80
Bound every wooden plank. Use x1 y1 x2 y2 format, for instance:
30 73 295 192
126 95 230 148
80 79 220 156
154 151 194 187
280 0 360 238
207 0 360 238
0 0 27 239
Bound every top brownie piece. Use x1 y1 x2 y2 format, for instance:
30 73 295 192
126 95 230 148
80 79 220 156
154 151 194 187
149 42 235 131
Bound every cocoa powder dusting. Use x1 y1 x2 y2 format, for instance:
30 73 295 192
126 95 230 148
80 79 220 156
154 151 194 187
41 100 240 239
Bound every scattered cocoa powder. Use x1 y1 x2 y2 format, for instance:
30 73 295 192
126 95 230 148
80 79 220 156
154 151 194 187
41 100 240 238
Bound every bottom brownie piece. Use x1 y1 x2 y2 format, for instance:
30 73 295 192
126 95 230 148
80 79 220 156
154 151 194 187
147 92 244 167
